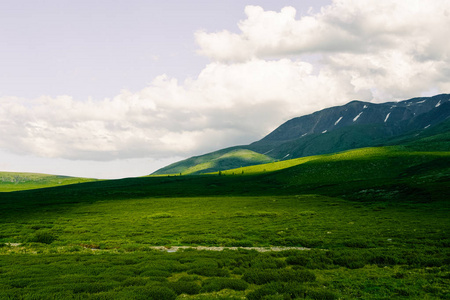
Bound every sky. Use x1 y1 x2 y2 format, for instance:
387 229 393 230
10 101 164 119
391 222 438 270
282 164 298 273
1 0 449 179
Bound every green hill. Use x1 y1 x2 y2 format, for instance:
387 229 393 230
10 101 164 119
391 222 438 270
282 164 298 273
0 171 97 192
152 148 274 175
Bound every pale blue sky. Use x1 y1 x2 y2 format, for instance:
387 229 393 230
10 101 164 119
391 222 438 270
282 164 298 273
0 0 330 99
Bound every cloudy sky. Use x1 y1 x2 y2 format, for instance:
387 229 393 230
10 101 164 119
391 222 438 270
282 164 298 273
1 0 449 179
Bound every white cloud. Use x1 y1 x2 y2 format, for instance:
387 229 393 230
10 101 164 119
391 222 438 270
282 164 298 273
0 59 362 161
197 1 450 61
196 0 450 100
1 0 449 164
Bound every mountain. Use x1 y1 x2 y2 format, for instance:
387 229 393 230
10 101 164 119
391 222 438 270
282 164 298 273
152 94 450 175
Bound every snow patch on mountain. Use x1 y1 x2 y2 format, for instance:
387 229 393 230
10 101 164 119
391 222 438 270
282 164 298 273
353 112 363 122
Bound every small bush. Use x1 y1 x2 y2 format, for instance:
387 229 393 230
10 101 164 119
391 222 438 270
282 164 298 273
122 277 149 287
140 269 171 278
306 289 339 300
272 237 322 247
176 275 200 281
251 255 287 269
286 254 309 266
180 236 219 245
72 282 115 294
148 213 174 219
131 286 177 300
242 269 315 285
29 231 57 244
168 281 201 295
343 238 372 248
247 282 307 300
187 267 230 277
369 254 399 266
332 250 367 269
227 240 254 247
201 278 248 292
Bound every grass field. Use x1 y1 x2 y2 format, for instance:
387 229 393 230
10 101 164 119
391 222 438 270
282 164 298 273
0 171 97 192
0 146 449 299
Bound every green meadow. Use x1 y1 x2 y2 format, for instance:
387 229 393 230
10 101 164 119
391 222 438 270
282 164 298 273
0 172 97 192
0 146 449 299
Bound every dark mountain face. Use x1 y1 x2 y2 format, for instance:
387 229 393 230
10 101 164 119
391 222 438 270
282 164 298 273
153 94 450 175
248 94 450 159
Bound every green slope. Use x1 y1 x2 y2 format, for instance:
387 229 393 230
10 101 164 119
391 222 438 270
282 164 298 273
2 146 448 204
154 121 450 176
152 148 274 175
0 171 97 192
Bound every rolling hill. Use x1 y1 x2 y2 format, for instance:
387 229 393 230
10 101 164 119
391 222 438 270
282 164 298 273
0 171 97 192
152 94 450 175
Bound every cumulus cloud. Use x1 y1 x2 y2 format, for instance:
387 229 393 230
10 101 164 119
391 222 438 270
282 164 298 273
196 1 450 61
0 59 361 160
1 0 449 162
196 0 450 98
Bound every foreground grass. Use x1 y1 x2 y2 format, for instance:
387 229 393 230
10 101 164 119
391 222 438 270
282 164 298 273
0 195 449 299
1 196 448 250
0 146 449 299
1 247 449 299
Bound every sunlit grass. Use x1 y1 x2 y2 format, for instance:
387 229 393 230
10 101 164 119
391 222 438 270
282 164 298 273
0 171 97 192
210 146 450 176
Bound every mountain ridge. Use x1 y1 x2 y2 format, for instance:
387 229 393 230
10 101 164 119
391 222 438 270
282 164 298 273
152 94 450 175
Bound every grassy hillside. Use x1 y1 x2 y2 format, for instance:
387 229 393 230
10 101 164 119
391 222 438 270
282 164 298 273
153 120 449 176
0 171 97 192
153 148 274 175
0 146 448 299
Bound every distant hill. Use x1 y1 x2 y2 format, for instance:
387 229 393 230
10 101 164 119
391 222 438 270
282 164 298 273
154 148 274 175
152 94 450 175
0 172 97 192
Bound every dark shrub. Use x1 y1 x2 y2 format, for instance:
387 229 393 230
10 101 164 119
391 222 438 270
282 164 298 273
168 281 201 295
201 278 248 292
29 231 57 244
140 269 171 277
187 267 230 277
176 275 200 281
242 269 315 285
247 282 307 300
369 254 399 266
72 282 114 294
227 240 254 247
273 237 322 247
286 254 309 266
122 277 149 287
307 289 339 300
250 255 287 269
332 250 367 269
134 286 177 300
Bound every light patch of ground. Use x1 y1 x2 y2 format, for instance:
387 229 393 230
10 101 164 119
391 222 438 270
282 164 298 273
150 246 311 252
